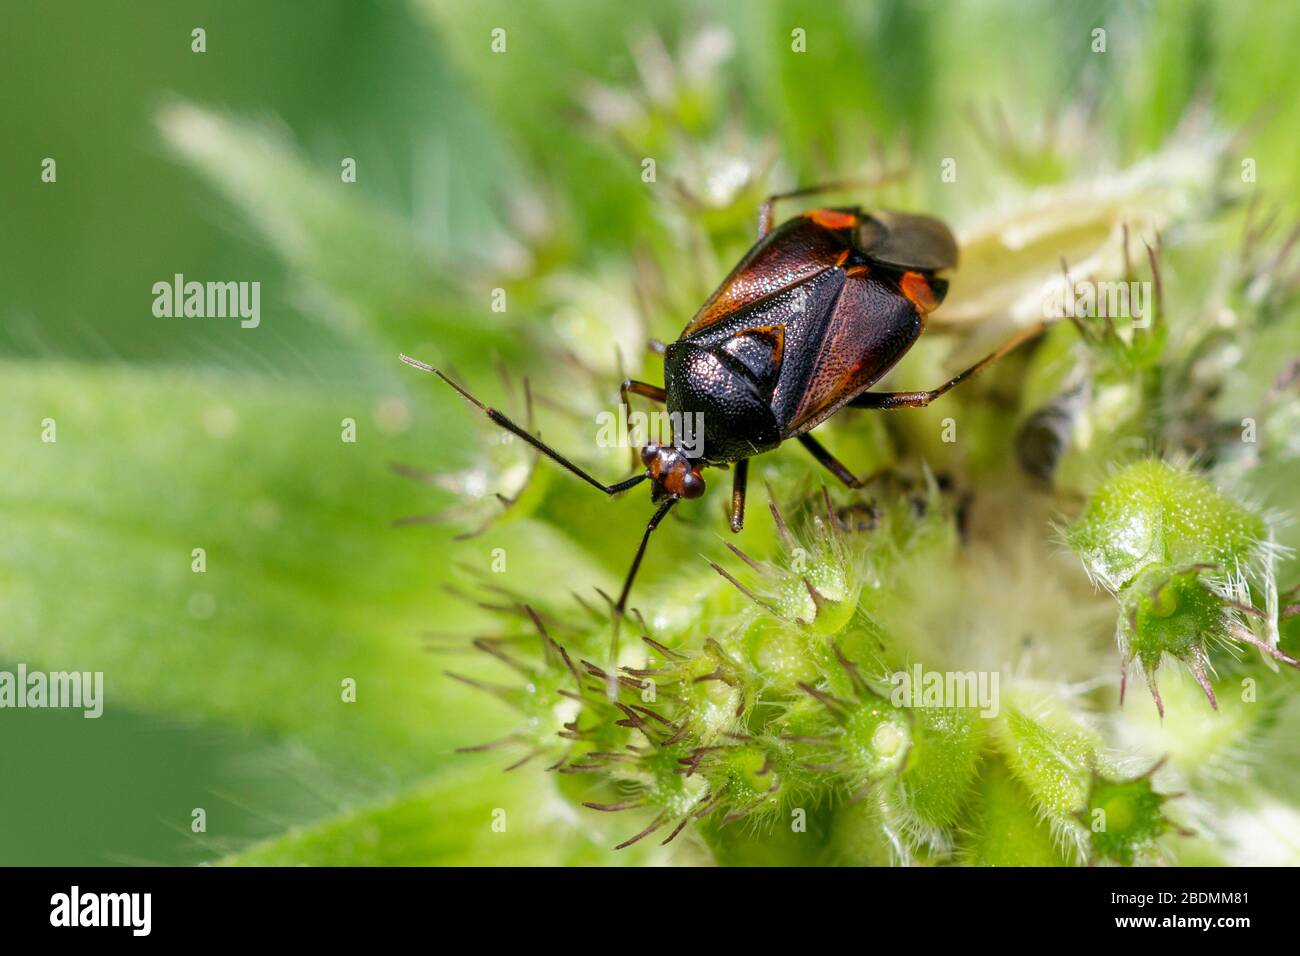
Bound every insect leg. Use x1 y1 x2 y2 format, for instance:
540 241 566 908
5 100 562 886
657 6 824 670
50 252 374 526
849 322 1046 410
756 178 881 238
729 458 749 532
619 380 666 404
797 434 864 488
619 380 668 468
401 354 648 496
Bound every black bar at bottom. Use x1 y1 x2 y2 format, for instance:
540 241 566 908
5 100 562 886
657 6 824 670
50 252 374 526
0 865 1279 941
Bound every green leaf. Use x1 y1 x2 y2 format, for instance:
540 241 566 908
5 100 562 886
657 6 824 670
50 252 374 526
0 361 612 778
157 104 510 365
223 764 666 866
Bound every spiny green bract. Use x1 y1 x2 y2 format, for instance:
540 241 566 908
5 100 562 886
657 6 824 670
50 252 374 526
446 438 1300 865
1066 460 1266 593
1082 764 1184 866
1066 459 1300 715
448 481 1184 865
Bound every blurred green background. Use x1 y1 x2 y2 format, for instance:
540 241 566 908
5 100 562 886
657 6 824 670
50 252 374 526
2 0 1298 865
0 0 495 864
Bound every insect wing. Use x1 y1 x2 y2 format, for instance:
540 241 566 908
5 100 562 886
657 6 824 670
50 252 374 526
680 216 850 338
781 270 924 436
857 210 959 273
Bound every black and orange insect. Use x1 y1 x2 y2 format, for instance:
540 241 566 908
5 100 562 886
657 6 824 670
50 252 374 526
402 183 1041 631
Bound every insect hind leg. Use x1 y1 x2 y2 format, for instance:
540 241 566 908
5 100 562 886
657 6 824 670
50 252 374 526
849 322 1046 410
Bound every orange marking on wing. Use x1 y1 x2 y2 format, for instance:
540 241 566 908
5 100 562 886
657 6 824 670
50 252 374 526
843 263 871 278
733 323 786 368
807 208 860 231
899 271 939 314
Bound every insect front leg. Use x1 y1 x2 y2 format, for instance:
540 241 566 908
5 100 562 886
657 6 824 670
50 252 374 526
849 322 1046 410
729 459 749 532
619 379 667 469
619 381 666 403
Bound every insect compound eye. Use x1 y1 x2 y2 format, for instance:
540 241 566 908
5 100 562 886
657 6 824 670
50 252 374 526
679 470 706 499
640 444 659 467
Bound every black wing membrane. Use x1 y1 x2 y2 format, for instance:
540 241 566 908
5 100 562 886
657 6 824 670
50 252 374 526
857 210 959 272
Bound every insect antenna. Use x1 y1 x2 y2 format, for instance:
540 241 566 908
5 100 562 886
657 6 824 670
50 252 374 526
400 354 648 498
604 495 678 664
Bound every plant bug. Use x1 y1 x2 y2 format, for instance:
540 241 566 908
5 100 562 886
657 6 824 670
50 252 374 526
402 183 1044 638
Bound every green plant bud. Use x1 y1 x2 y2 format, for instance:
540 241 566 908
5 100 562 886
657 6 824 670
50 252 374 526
841 695 912 782
1123 565 1226 671
634 740 712 820
1081 764 1181 866
709 494 868 641
448 630 596 767
1066 460 1293 712
770 693 838 742
775 540 860 634
900 707 985 829
748 623 824 692
994 705 1099 847
707 745 783 819
1067 459 1266 592
622 635 752 745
